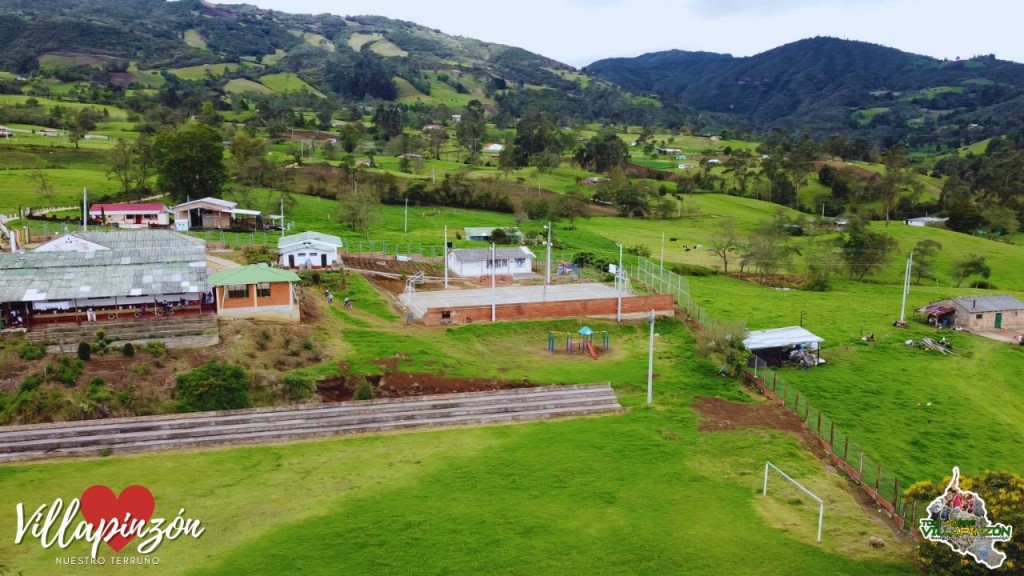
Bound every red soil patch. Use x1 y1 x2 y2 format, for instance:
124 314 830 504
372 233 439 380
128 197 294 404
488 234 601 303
693 396 826 458
315 368 530 402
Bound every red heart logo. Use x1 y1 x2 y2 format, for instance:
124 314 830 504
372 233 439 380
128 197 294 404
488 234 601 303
79 485 155 552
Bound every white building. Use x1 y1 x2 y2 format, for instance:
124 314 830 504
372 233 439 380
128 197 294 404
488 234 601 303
88 203 169 228
447 247 535 278
277 231 343 269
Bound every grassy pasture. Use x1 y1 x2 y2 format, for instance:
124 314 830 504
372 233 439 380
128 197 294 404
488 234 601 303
0 95 131 120
369 38 408 57
259 73 324 97
168 63 239 80
183 29 207 49
289 30 335 52
347 32 383 51
224 78 276 95
38 53 112 69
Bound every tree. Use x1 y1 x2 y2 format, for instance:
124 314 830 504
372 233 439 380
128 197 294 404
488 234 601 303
131 134 157 199
951 254 991 286
577 128 629 173
742 220 795 282
838 219 898 280
30 169 56 206
337 177 379 239
655 197 676 220
695 320 749 376
905 470 1023 575
108 139 136 195
553 190 587 225
153 123 227 203
174 361 250 412
710 218 740 275
456 100 486 163
913 239 943 284
878 145 915 226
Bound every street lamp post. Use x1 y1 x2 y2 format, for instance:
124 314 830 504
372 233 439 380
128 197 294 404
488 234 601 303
444 225 449 289
404 198 408 234
616 243 623 322
647 308 655 406
545 222 552 285
491 242 497 322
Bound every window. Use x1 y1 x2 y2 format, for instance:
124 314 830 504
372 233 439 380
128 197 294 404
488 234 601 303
227 284 249 299
441 311 451 319
976 314 983 320
515 258 526 267
257 283 272 298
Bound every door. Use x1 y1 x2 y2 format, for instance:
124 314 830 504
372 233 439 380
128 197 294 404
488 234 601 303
288 255 295 268
995 313 1003 329
321 254 327 268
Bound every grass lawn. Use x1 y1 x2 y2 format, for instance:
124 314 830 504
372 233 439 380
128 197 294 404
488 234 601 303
369 38 408 57
0 95 131 120
347 32 383 51
0 311 917 575
290 30 335 52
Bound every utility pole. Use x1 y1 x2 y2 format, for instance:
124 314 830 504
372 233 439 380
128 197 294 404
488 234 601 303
444 225 449 289
617 243 623 322
545 222 552 285
660 232 665 274
491 242 497 322
647 309 655 406
82 188 88 231
280 198 285 237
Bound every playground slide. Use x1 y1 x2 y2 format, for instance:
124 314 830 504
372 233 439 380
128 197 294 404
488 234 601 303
584 340 598 360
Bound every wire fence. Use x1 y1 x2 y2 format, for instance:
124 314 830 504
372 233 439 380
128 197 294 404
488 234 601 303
632 256 917 537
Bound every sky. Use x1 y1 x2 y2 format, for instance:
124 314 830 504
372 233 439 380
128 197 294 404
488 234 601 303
243 0 1024 67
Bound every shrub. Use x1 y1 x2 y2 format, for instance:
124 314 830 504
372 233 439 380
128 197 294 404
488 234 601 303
626 244 652 258
19 374 43 393
121 342 135 358
131 363 151 376
353 377 374 401
145 341 167 358
77 342 92 361
175 361 251 412
670 263 718 277
281 374 314 402
803 277 832 292
19 342 45 361
48 356 84 387
115 386 136 410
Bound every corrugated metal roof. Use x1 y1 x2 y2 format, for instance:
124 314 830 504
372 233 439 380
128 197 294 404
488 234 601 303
170 197 236 211
743 326 824 350
278 231 343 248
0 253 206 301
208 264 300 286
954 295 1024 313
40 230 205 252
451 247 535 263
463 227 521 238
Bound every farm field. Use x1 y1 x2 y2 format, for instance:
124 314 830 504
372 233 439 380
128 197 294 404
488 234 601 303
259 73 324 97
224 78 276 95
168 63 240 80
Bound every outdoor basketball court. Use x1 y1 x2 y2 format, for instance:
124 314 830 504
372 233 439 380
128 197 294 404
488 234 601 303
400 283 627 319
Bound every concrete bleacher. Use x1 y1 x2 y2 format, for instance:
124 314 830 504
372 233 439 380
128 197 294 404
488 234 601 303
24 314 220 351
0 383 622 463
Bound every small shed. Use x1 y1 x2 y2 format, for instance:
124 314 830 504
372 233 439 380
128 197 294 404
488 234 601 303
171 197 237 231
926 295 1024 331
277 231 342 269
447 246 535 278
207 264 301 323
743 326 824 367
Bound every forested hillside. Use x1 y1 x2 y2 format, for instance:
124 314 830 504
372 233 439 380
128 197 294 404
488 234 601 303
587 37 1024 150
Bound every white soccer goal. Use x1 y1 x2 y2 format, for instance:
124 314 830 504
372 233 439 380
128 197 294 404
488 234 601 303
763 461 825 542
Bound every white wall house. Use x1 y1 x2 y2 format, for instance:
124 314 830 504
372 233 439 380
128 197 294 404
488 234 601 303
277 231 343 269
448 247 535 278
89 204 169 228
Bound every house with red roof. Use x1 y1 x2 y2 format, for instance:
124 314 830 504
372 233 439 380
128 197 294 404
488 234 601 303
88 203 169 228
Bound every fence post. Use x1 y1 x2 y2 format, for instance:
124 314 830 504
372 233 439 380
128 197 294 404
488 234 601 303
875 464 881 496
782 382 787 404
794 392 800 413
893 477 900 517
804 401 809 423
829 421 834 448
772 372 777 392
859 448 864 478
816 412 822 437
843 436 849 461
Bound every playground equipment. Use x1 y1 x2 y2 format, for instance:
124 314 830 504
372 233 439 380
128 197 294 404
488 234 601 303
547 326 611 359
556 261 580 278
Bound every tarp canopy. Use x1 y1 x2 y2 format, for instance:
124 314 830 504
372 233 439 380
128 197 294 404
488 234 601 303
743 326 824 351
917 304 954 317
578 326 594 336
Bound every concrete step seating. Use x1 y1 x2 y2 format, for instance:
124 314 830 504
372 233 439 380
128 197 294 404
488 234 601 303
0 384 621 462
25 314 218 345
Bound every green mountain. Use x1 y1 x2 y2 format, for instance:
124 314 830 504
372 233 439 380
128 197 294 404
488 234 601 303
585 37 1024 149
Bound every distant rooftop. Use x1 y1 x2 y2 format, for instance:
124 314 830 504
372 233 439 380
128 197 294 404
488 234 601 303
953 295 1024 313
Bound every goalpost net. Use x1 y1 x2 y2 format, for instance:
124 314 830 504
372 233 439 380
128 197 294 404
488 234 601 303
763 461 824 542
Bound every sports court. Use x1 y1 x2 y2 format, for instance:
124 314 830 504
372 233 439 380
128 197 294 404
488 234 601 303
400 283 627 319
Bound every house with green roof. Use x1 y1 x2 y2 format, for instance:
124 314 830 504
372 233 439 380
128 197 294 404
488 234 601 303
207 264 301 322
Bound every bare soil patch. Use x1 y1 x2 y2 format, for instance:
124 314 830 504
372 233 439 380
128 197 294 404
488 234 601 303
316 366 531 402
694 396 827 459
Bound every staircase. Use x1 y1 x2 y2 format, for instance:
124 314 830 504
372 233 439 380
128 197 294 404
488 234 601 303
0 384 622 463
25 315 219 351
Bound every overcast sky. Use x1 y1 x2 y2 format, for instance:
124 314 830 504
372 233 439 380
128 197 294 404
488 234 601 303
242 0 1023 67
